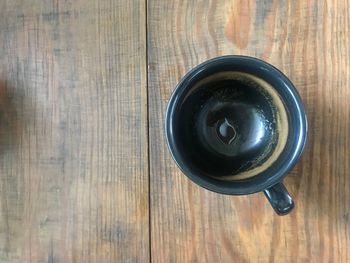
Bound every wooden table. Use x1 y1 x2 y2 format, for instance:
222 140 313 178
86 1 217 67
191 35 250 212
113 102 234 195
0 0 349 262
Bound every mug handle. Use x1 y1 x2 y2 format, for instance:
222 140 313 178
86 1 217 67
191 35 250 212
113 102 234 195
263 182 294 216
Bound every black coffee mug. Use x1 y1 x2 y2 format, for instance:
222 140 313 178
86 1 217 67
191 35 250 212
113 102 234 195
165 56 307 215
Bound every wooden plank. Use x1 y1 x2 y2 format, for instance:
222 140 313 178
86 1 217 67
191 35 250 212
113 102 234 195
148 0 350 262
0 0 148 262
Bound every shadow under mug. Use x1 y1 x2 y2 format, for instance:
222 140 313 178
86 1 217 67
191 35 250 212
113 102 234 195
165 56 307 215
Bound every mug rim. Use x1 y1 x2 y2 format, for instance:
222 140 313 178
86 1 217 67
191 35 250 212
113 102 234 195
165 55 308 195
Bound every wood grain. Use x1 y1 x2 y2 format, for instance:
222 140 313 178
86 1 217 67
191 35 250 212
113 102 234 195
0 0 148 262
148 0 350 262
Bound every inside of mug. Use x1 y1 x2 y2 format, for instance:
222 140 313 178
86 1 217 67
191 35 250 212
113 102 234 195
175 71 289 180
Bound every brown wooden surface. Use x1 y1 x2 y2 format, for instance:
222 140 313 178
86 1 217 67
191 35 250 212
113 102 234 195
0 0 148 262
0 0 349 262
148 0 350 262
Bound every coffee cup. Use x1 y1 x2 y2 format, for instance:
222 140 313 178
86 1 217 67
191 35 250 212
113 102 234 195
165 56 307 215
